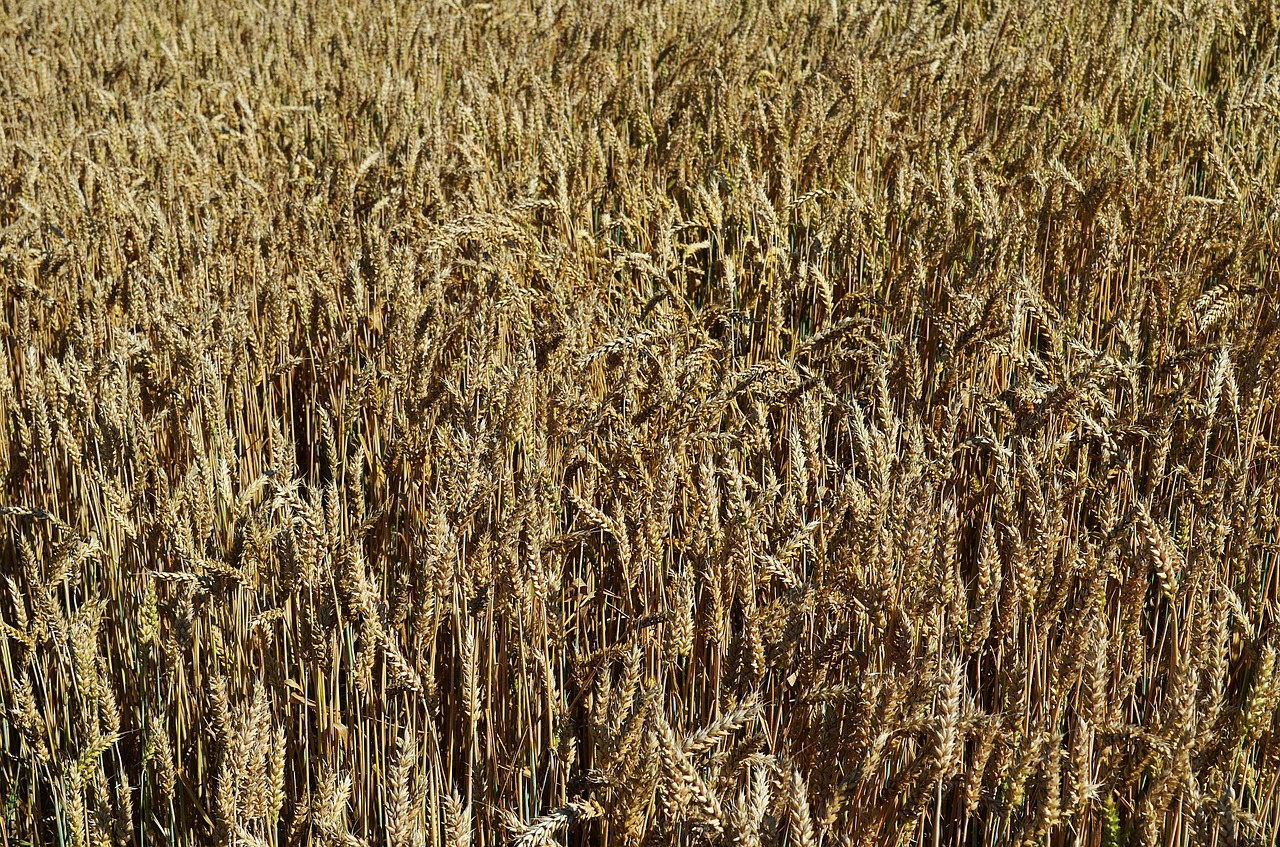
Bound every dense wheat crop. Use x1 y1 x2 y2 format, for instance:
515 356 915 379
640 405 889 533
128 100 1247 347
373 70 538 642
0 0 1278 844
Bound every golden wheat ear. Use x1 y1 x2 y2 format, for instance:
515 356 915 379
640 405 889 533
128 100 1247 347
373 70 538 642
1 0 1279 843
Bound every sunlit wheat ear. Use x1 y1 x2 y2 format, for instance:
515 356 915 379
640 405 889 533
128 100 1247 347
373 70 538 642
314 767 363 847
654 707 725 834
786 767 818 847
443 790 472 847
1 0 1279 843
387 732 421 847
63 764 88 847
502 797 604 847
1133 500 1181 603
680 695 761 756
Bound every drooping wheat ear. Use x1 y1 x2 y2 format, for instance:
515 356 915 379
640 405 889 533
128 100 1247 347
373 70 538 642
75 729 119 783
502 797 604 847
680 695 761 757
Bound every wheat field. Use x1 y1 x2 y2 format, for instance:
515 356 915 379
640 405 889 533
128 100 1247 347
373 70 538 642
0 0 1277 844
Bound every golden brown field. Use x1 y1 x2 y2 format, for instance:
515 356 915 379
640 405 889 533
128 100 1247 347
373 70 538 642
0 0 1278 844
